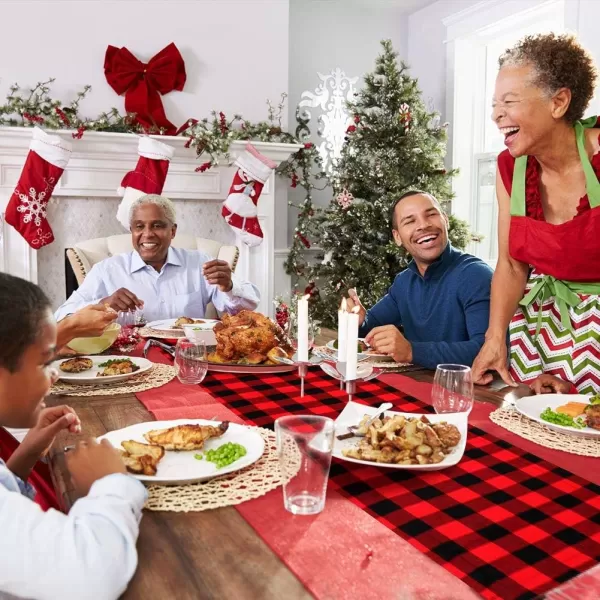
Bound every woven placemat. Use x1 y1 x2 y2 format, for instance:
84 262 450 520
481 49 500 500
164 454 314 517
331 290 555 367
51 364 177 397
489 406 600 457
145 428 288 512
314 345 419 372
138 327 183 340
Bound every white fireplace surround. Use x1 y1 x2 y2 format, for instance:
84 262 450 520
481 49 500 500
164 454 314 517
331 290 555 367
0 127 301 316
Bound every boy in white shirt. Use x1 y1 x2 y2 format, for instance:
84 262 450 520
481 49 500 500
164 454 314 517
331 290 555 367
0 273 146 600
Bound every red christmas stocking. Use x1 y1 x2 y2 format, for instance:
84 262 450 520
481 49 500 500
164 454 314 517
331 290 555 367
116 136 175 229
222 143 276 247
5 127 71 249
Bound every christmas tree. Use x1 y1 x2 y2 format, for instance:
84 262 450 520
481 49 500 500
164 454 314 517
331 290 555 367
303 39 474 327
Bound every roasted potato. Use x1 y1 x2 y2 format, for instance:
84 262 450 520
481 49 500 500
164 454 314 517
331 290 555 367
342 414 461 466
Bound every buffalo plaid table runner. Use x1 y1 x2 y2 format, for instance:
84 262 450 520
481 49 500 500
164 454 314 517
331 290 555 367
201 368 600 600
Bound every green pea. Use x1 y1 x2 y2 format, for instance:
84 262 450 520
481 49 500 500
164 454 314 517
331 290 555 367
202 442 247 468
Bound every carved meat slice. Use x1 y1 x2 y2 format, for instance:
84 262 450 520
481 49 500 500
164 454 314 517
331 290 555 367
59 357 93 373
143 422 229 451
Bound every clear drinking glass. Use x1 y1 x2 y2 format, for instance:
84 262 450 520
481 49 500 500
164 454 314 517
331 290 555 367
285 318 316 355
174 338 208 385
275 415 335 516
431 364 474 414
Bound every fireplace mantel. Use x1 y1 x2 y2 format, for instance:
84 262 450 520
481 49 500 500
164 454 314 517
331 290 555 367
0 126 301 316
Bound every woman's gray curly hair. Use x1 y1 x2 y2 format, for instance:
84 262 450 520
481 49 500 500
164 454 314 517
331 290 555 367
498 33 597 123
129 194 177 225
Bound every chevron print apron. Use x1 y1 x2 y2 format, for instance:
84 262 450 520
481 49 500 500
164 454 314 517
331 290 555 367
508 119 600 394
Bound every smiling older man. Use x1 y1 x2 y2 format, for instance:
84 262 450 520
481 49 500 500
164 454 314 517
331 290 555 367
55 194 259 322
345 190 493 370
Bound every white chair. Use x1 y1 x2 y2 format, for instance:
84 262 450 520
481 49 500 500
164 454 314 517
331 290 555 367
65 234 239 319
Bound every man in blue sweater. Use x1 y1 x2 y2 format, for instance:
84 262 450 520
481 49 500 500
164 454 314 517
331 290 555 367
347 191 493 370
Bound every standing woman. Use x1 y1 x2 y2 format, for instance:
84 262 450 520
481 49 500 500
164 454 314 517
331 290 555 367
471 33 600 394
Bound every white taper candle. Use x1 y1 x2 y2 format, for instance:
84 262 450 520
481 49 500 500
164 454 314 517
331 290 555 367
338 298 348 361
346 307 359 380
297 294 310 362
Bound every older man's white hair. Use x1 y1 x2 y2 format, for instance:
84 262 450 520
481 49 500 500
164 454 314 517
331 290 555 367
129 194 177 225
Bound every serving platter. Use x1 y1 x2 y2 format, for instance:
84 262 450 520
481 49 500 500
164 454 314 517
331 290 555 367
333 401 468 471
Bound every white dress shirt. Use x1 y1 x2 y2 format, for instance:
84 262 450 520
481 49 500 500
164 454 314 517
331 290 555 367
55 247 260 322
0 463 147 600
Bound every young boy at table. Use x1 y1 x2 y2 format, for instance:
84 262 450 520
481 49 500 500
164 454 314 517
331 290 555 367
1 302 119 511
0 273 146 600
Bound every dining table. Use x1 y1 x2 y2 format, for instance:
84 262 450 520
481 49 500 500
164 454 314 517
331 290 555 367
44 335 600 600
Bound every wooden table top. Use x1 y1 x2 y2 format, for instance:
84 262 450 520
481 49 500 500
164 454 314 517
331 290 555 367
45 363 526 599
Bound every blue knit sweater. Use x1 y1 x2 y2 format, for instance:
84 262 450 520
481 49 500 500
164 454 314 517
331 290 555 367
359 244 493 370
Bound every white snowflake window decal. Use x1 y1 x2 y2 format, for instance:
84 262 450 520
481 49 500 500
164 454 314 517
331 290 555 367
298 68 359 177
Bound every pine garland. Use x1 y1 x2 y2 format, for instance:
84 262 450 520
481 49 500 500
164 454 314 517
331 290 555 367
0 82 325 244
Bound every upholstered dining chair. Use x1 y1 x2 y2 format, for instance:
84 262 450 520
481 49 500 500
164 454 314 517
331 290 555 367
65 234 239 319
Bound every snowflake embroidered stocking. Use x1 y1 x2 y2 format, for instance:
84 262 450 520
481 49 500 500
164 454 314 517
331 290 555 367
5 127 72 249
116 136 175 230
221 143 276 246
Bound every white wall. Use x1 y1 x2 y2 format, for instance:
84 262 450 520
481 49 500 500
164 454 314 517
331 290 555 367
287 0 407 244
289 0 407 123
571 0 600 115
0 0 290 127
407 0 481 119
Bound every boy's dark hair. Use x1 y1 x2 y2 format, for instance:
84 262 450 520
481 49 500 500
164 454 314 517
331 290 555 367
0 273 52 372
390 190 442 230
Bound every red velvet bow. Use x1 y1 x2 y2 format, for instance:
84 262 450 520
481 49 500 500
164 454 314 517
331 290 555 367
104 43 186 135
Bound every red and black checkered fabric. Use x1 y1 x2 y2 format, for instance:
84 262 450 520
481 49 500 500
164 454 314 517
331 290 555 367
201 368 600 600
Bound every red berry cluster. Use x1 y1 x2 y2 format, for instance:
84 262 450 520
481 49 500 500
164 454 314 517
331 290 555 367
55 107 70 126
275 303 289 328
72 126 85 139
219 112 228 135
23 113 44 124
111 328 141 352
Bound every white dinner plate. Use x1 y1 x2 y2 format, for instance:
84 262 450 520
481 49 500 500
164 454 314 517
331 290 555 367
53 355 153 385
326 338 393 362
515 394 599 438
333 401 468 471
146 318 219 334
99 419 265 484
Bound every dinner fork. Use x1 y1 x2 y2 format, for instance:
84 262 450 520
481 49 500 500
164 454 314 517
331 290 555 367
348 402 394 436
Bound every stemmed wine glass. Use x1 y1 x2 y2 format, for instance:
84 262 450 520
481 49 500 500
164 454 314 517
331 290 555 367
285 318 316 358
117 311 136 335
